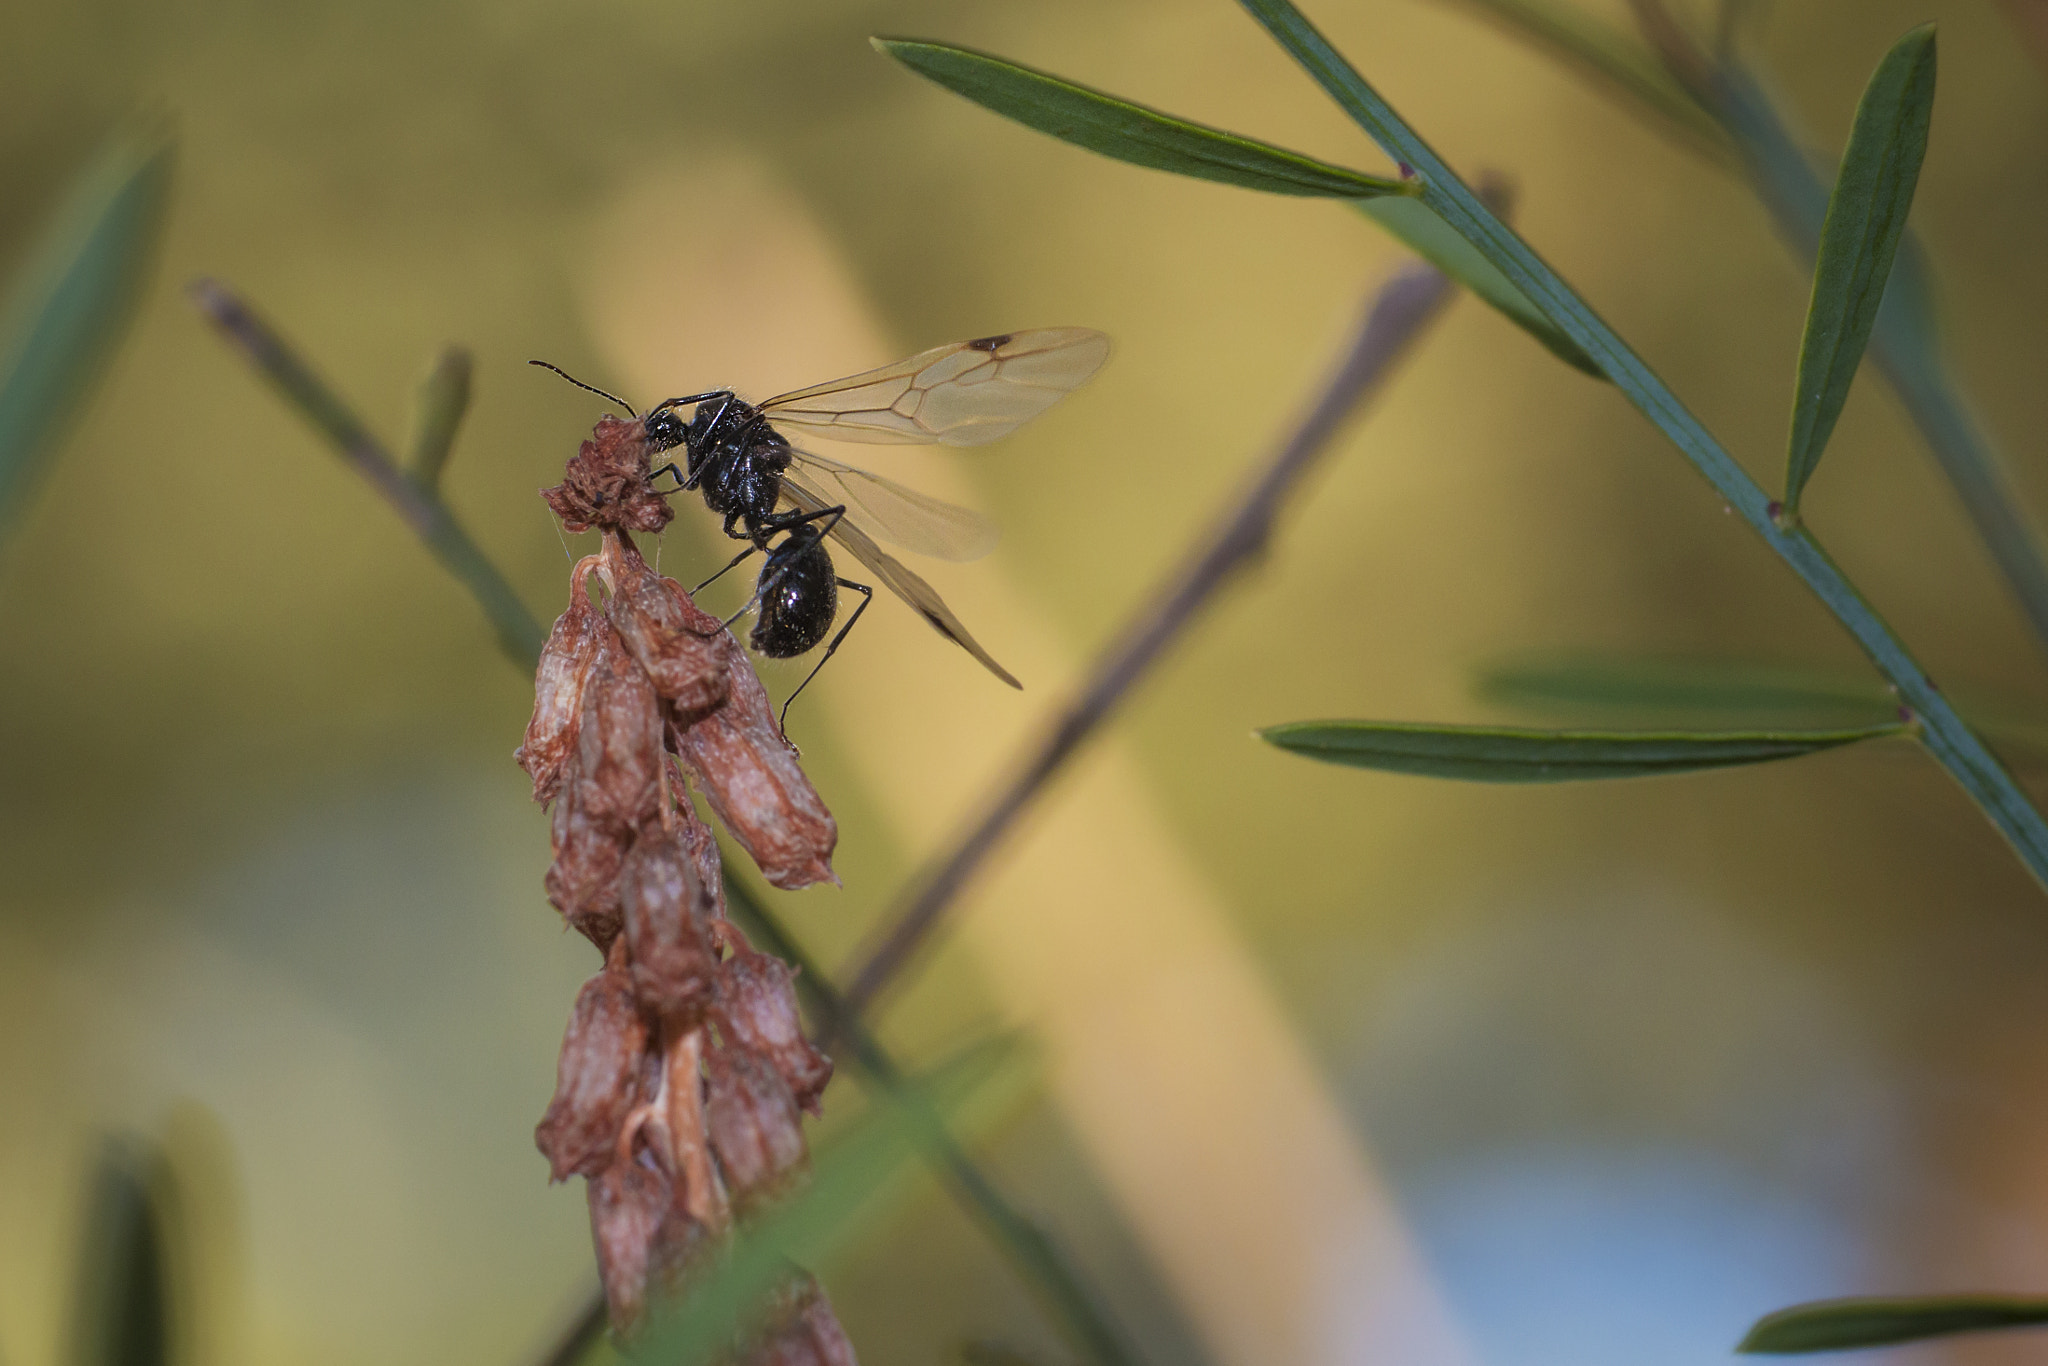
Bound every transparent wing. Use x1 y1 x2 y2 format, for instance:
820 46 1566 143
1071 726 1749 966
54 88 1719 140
780 480 1022 688
761 327 1109 447
785 449 997 562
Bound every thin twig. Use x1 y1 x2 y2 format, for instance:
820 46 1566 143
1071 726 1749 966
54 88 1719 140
836 258 1455 1020
188 278 547 667
192 292 1142 1366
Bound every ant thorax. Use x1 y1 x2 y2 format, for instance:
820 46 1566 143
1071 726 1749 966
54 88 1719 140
683 397 795 537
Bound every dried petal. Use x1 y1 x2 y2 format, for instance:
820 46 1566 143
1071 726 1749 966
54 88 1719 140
704 1046 808 1211
517 558 607 804
672 765 731 923
587 1153 672 1333
544 415 673 534
604 534 730 719
621 826 720 1025
713 951 833 1114
536 950 651 1180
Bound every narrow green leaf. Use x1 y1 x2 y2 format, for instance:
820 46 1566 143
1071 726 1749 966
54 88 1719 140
69 1138 173 1366
0 123 176 548
1741 1295 2048 1353
1258 718 1903 781
1355 197 1603 375
405 345 472 494
627 1037 1024 1365
1784 26 1936 513
871 38 1411 198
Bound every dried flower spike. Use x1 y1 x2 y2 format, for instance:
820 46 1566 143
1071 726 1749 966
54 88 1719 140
526 410 851 1362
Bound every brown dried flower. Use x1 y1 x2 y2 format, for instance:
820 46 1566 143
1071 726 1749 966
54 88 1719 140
543 414 674 534
522 415 852 1362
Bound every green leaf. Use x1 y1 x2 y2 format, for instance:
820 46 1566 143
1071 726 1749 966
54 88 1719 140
1784 26 1936 514
627 1036 1026 1365
405 345 472 494
0 123 176 548
69 1138 173 1366
1258 718 1903 781
871 38 1411 198
1740 1295 2048 1353
1354 196 1603 375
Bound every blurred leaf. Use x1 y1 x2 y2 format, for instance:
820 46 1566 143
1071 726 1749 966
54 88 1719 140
1475 654 1896 725
1354 196 1602 374
69 1138 173 1366
0 122 175 548
1741 1295 2048 1353
1784 26 1936 513
627 1036 1026 1365
872 38 1411 198
1435 0 1731 160
1258 718 1903 781
406 345 473 494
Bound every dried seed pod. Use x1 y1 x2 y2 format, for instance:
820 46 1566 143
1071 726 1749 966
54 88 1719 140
713 951 833 1115
572 628 665 831
586 1152 674 1334
604 534 730 720
620 825 720 1025
536 948 651 1181
517 558 608 804
704 1046 808 1212
668 655 837 889
544 782 627 952
544 415 673 534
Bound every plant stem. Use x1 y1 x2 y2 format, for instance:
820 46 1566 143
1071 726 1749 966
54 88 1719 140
1236 0 2048 891
837 259 1454 1019
188 278 547 668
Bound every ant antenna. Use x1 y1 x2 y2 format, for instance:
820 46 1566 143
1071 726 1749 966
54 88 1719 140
528 360 637 417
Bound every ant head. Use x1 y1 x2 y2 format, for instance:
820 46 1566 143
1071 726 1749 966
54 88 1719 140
643 404 688 454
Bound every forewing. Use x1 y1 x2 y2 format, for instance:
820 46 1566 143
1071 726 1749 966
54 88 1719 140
761 327 1109 446
780 481 1021 688
785 451 997 562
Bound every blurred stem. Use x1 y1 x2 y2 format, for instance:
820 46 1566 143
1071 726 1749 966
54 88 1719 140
188 279 546 668
196 291 1137 1365
1236 0 2048 893
836 258 1455 1020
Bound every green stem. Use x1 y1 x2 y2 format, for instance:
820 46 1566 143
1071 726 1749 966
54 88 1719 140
188 279 547 669
1236 0 2048 889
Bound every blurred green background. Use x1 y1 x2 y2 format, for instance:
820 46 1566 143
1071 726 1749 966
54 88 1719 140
6 2 2048 1366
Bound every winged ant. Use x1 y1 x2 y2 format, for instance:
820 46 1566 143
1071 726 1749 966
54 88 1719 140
535 328 1109 729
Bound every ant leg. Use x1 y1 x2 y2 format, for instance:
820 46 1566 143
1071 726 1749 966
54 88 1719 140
650 461 685 493
760 504 847 536
693 544 758 595
778 578 872 734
